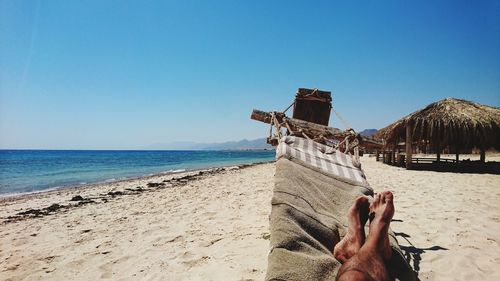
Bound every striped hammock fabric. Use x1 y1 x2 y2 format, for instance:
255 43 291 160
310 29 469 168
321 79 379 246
276 136 368 185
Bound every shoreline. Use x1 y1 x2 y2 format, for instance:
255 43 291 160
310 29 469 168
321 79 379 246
0 160 275 202
0 161 274 225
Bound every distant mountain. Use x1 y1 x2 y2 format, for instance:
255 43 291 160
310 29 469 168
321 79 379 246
146 138 273 150
196 138 273 150
359 129 378 137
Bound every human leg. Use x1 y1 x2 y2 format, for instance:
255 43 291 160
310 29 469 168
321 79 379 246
333 196 370 263
336 191 395 281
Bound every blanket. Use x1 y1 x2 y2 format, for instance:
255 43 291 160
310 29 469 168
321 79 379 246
266 136 415 281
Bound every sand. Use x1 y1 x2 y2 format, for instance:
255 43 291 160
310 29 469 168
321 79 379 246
0 164 274 281
363 154 500 281
1 156 500 280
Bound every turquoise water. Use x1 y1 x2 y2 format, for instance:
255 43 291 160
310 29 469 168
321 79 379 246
0 150 275 195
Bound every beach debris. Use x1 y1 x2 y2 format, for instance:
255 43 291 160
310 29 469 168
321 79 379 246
16 209 44 217
70 195 95 205
77 199 95 205
208 238 223 246
45 268 56 273
125 186 148 194
70 195 84 201
46 203 64 212
125 186 145 193
107 191 124 197
7 203 68 222
147 182 164 187
2 164 262 224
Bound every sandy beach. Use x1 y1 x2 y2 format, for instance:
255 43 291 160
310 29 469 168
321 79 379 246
363 154 500 281
1 156 500 280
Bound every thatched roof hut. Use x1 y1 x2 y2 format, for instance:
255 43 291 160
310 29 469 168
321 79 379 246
376 98 500 151
374 98 500 170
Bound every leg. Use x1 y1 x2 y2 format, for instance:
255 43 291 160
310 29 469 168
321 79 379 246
336 191 395 281
333 196 370 263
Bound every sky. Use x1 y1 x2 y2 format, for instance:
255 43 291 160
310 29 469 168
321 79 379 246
1 0 499 149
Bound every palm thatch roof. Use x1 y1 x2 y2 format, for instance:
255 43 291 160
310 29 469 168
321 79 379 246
375 98 500 150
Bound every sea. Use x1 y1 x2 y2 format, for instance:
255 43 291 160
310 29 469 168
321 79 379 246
0 150 275 196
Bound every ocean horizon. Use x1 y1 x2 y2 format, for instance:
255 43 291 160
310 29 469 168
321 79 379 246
0 149 275 196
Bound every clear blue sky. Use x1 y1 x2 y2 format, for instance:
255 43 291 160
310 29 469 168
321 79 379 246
1 0 499 149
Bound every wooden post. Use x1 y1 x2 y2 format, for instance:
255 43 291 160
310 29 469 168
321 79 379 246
436 131 441 163
480 148 486 163
376 150 379 161
405 122 413 169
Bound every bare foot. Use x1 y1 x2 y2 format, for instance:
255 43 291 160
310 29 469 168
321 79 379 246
367 191 394 261
333 196 369 263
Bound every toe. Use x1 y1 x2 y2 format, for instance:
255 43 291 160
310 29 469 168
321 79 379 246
355 196 369 207
382 191 393 203
386 191 394 201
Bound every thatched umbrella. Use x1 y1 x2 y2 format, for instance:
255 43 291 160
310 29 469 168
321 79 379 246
375 98 500 167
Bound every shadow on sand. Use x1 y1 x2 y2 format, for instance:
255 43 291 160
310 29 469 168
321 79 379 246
394 231 448 280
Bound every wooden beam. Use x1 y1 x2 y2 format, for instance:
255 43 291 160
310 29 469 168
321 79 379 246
480 148 486 162
405 122 413 169
250 109 277 124
251 109 343 137
251 109 383 147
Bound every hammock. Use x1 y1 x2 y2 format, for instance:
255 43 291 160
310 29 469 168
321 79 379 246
266 136 416 281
